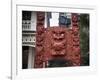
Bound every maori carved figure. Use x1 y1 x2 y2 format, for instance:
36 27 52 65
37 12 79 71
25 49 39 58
37 12 45 20
65 13 80 66
34 12 45 68
72 14 78 22
45 27 66 56
50 27 67 56
51 42 66 55
36 34 44 42
71 13 81 66
37 26 45 34
34 13 81 68
36 46 43 53
52 30 65 41
34 53 44 68
73 28 79 33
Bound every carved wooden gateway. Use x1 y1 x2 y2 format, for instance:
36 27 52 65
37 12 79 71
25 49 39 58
34 12 81 68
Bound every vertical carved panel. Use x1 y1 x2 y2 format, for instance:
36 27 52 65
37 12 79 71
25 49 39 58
65 29 73 65
34 12 45 68
64 13 81 66
71 13 81 66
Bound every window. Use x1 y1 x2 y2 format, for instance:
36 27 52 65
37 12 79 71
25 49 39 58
22 11 31 20
46 12 71 27
59 13 71 27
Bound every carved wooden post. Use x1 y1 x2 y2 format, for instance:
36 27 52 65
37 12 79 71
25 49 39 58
71 13 81 66
34 12 45 68
63 13 81 66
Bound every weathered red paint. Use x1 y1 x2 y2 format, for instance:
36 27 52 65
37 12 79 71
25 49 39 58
34 12 81 68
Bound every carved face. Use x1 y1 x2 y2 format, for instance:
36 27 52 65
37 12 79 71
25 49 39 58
72 14 78 22
50 28 66 56
52 29 65 41
37 12 45 21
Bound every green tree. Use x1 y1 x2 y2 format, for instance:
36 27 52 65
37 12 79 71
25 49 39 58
79 14 89 66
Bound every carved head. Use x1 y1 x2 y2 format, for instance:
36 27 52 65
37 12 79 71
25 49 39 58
52 28 65 40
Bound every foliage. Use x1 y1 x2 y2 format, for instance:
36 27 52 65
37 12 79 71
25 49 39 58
79 14 89 66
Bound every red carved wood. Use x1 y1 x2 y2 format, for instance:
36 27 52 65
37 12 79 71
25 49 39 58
71 13 81 66
34 13 81 68
44 27 67 59
34 12 45 68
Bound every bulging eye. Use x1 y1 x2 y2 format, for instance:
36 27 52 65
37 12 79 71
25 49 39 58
61 33 64 36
